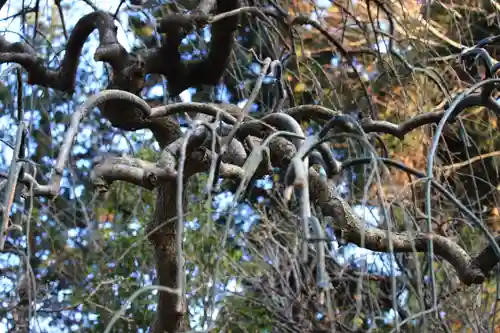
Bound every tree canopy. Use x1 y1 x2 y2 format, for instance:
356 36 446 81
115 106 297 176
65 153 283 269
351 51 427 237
2 0 500 332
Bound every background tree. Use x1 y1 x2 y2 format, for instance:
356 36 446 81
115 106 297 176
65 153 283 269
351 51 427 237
1 0 500 332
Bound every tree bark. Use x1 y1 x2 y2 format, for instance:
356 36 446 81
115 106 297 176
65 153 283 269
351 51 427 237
147 181 186 333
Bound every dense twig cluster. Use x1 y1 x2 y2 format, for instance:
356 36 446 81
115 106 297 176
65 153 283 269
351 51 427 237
3 1 500 332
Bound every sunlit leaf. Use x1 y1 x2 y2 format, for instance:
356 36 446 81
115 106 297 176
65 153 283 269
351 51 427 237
492 207 499 216
294 82 307 92
327 5 340 13
353 315 363 327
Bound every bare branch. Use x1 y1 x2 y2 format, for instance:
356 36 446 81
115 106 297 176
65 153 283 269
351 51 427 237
264 135 495 286
23 90 151 198
307 169 485 285
150 0 240 97
0 12 126 94
284 91 500 139
0 0 239 100
90 156 177 192
150 102 237 124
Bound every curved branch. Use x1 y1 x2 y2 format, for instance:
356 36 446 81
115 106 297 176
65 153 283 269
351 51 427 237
307 169 485 286
339 156 500 281
284 92 500 139
150 102 238 124
0 11 126 94
90 156 177 192
265 136 491 286
148 0 240 97
31 90 151 198
0 2 239 99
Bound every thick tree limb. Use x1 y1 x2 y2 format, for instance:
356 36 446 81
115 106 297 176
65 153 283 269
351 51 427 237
150 102 238 124
145 0 240 97
265 135 493 285
0 12 126 94
307 169 485 285
0 0 239 97
90 156 177 191
471 235 500 277
147 180 183 333
8 4 500 331
0 4 239 148
284 92 500 139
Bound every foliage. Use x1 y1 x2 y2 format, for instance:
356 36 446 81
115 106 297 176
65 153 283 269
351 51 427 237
2 0 500 332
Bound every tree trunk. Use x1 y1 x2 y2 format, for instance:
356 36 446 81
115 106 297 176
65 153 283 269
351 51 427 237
147 181 186 333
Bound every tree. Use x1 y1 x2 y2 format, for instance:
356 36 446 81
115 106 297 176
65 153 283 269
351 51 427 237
2 0 500 332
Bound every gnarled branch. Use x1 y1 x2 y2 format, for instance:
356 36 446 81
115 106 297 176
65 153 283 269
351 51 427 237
0 12 126 94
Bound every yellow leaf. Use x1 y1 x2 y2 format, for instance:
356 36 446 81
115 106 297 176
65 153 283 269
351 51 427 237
492 207 499 216
294 82 307 92
295 47 311 58
137 25 155 37
25 12 37 26
353 315 363 327
327 6 339 13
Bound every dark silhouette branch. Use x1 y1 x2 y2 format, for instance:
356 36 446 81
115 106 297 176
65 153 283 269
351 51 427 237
471 235 500 276
145 0 240 97
284 90 500 139
0 4 239 149
7 4 500 331
0 11 126 94
0 0 239 99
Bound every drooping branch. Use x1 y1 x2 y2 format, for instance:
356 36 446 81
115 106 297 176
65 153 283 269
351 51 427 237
284 89 500 139
0 5 240 148
22 90 152 198
145 124 245 333
82 124 217 333
139 73 500 291
264 135 494 286
149 89 500 146
308 169 486 286
290 15 376 118
8 4 500 331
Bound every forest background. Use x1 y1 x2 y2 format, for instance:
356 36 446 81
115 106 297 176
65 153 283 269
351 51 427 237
1 0 500 332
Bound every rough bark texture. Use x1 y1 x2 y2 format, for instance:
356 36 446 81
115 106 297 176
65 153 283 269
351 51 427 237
148 182 186 333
